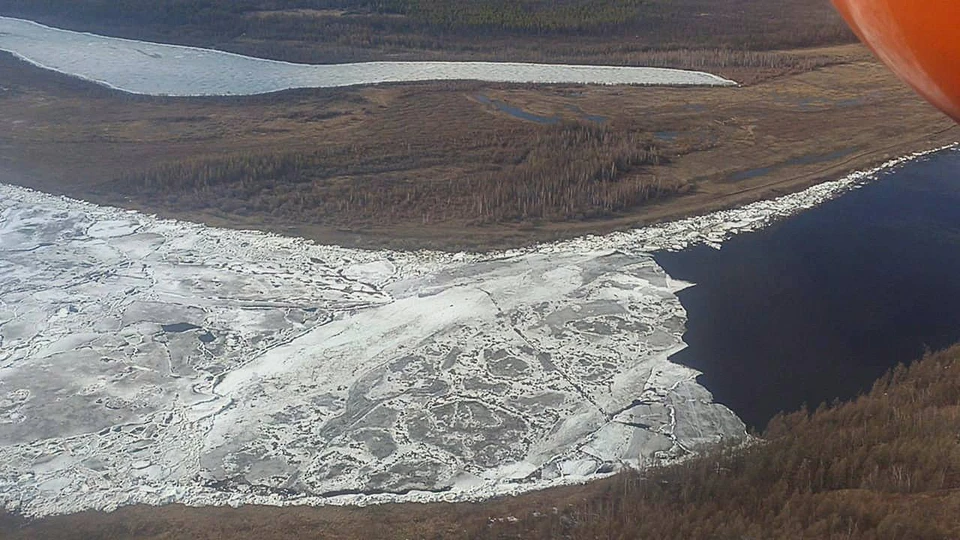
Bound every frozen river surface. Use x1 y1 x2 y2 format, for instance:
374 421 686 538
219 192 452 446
0 17 735 96
1 147 946 517
0 184 746 516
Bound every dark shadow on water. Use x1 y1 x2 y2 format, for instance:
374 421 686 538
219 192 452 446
655 149 960 431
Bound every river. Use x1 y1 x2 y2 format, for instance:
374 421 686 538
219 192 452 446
657 148 960 430
0 16 734 96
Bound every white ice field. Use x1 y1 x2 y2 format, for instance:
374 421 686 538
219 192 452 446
0 183 746 517
0 17 953 518
0 16 736 96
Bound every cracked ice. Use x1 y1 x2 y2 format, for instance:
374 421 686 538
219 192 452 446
0 183 745 517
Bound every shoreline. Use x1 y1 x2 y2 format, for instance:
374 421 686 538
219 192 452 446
3 142 954 259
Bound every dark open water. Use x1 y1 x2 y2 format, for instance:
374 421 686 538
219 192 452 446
655 149 960 430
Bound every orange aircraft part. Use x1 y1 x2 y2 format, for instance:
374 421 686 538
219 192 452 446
832 0 960 122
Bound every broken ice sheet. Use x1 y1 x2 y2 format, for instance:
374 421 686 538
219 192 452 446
0 183 746 517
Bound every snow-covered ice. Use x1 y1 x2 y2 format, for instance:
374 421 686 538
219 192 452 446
0 16 736 96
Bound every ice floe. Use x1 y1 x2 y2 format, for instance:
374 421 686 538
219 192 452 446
0 183 747 517
0 16 735 96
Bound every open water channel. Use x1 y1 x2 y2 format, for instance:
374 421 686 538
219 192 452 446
658 149 960 429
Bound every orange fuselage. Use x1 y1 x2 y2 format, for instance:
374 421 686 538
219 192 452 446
832 0 960 122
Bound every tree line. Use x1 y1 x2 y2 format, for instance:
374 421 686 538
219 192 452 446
113 121 676 226
1 0 854 55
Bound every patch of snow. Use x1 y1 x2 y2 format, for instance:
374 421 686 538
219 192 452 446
0 16 736 97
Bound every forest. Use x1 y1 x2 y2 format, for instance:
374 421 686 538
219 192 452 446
483 345 960 538
112 121 675 226
0 0 855 64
